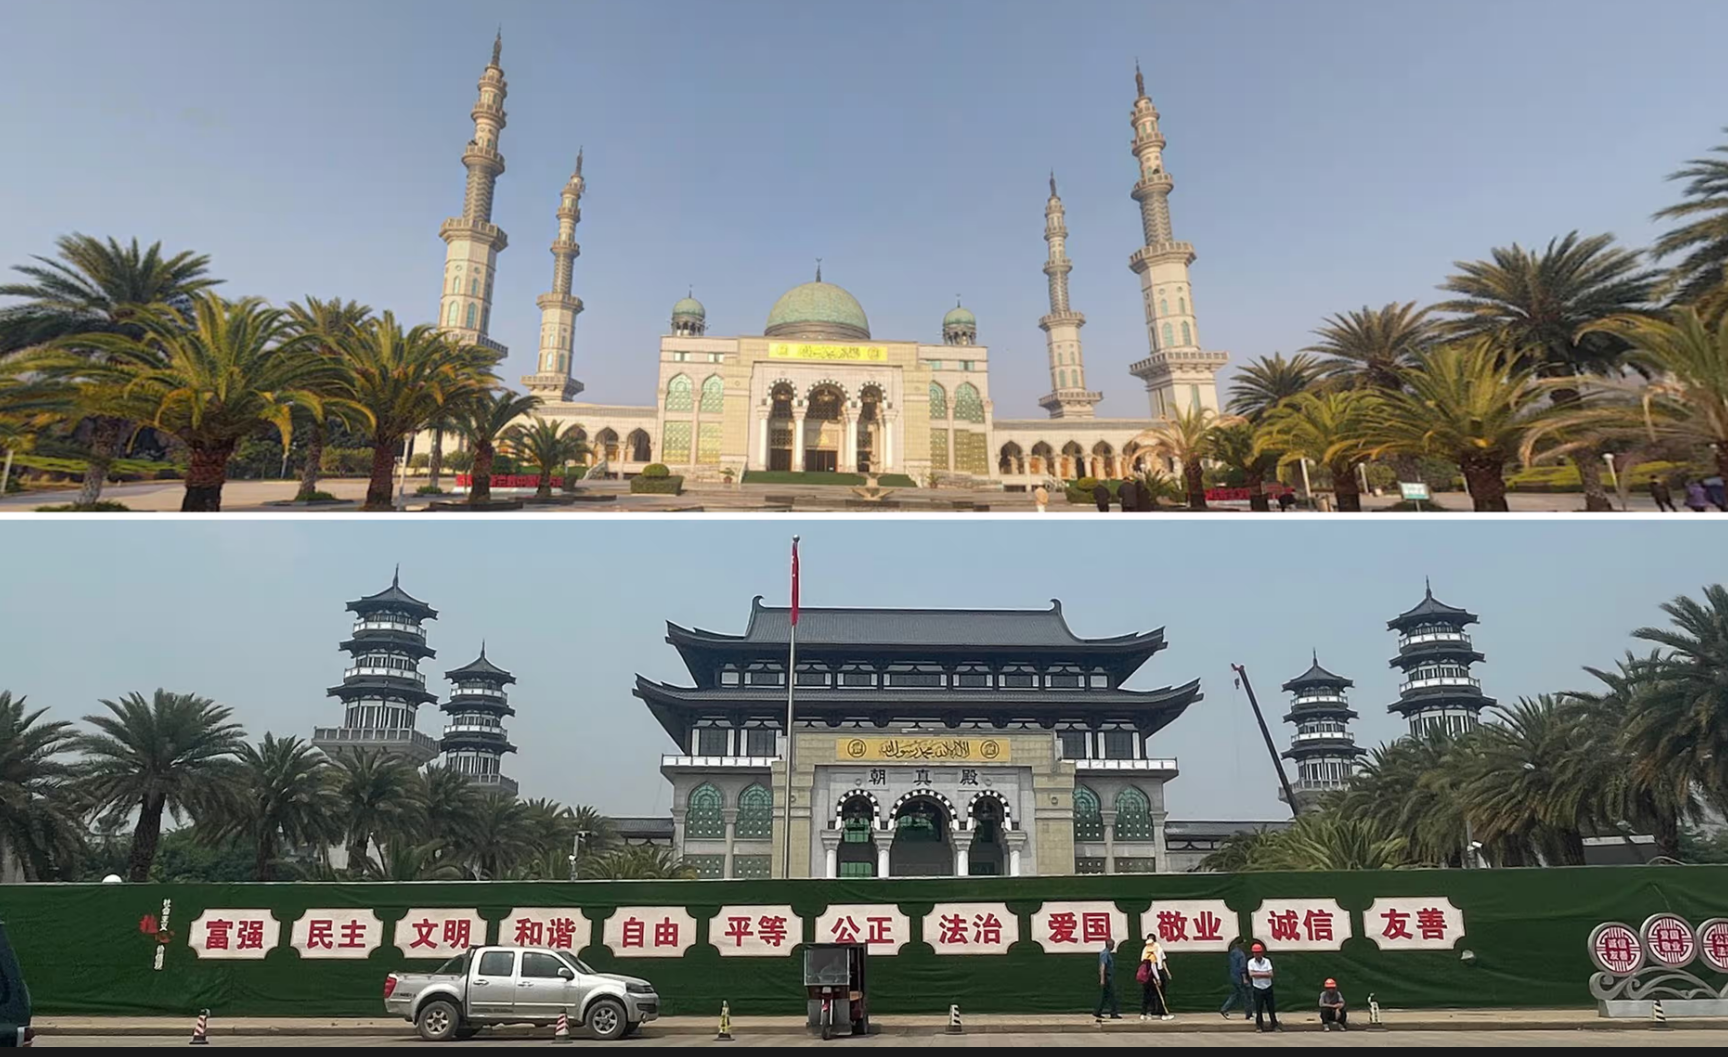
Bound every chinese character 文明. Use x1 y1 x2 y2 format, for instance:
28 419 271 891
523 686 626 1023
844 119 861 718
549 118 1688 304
205 919 233 950
443 918 473 950
960 769 979 786
938 914 968 945
1047 912 1078 944
869 769 886 786
307 920 334 949
410 918 439 949
758 915 789 947
1302 909 1334 943
867 916 894 945
1155 911 1188 943
653 918 680 948
1268 910 1300 943
515 918 546 947
1380 908 1411 940
1416 908 1447 941
1081 913 1112 944
237 920 265 950
339 920 368 948
1193 911 1224 942
916 768 932 784
724 916 753 947
621 917 646 949
830 916 861 944
972 913 1003 945
547 918 577 949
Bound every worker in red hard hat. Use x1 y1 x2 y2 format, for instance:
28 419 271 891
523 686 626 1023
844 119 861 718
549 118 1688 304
1246 942 1280 1031
1319 977 1348 1031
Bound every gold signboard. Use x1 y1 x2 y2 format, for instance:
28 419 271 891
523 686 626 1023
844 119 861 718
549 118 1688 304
768 342 888 363
837 737 1009 763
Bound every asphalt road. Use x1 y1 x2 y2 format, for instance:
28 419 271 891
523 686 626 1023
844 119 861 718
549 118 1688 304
42 1029 1721 1047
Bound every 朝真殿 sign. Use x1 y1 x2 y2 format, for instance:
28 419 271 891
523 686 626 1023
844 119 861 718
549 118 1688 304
768 342 888 362
837 737 1009 762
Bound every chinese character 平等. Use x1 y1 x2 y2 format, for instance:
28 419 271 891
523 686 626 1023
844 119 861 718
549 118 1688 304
758 915 789 947
724 916 753 947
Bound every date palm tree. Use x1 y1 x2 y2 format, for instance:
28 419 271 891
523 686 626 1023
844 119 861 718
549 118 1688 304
454 794 540 880
1460 697 1591 866
1435 232 1660 510
336 313 496 511
1623 584 1728 815
0 235 221 507
1303 302 1436 393
1131 406 1239 510
363 839 467 882
73 689 246 882
1364 340 1548 511
283 297 371 501
1652 130 1728 325
202 734 338 881
584 844 697 880
1254 390 1377 512
1568 652 1696 860
452 389 542 504
1204 420 1279 511
419 764 483 847
1226 352 1323 419
506 416 588 500
328 748 426 875
0 692 84 881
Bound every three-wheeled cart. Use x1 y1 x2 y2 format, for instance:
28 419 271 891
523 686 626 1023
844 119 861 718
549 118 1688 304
803 942 869 1039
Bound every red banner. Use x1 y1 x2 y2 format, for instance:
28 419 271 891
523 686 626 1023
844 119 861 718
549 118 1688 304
453 474 565 489
1204 485 1295 502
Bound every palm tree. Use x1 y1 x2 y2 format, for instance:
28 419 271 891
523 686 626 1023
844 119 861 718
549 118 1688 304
1624 584 1728 814
506 417 588 500
0 235 221 507
419 764 483 847
452 389 541 505
1226 352 1323 419
1131 406 1239 510
1334 730 1473 867
1196 827 1280 872
1435 232 1661 510
73 689 245 881
1254 390 1377 512
0 692 83 881
327 748 425 875
202 734 336 881
1568 652 1696 860
363 840 467 882
584 844 697 880
453 795 540 880
1460 697 1592 866
1238 814 1414 872
1304 302 1436 393
1204 421 1279 511
337 313 496 511
283 297 371 501
1364 341 1547 511
1652 130 1728 325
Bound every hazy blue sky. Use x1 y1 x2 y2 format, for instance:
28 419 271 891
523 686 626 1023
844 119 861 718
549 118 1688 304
3 1 1725 415
1 519 1713 821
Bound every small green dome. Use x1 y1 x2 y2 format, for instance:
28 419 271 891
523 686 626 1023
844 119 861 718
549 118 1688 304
672 296 705 320
944 304 976 328
764 281 870 340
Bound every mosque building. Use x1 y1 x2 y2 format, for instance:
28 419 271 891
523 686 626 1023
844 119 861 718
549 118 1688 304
428 38 1227 486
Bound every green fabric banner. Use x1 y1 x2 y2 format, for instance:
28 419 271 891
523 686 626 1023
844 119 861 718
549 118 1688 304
3 866 1724 1018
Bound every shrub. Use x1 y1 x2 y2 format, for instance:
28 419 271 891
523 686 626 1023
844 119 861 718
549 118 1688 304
415 484 445 496
35 501 132 512
442 450 474 472
320 447 372 476
154 467 183 480
641 463 672 479
302 490 338 502
630 473 684 495
409 453 431 470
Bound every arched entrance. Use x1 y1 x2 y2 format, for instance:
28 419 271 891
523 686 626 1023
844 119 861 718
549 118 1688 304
767 383 795 471
803 384 844 473
1061 441 1085 480
856 384 883 474
626 429 651 463
967 794 1008 876
835 793 878 878
889 794 952 877
1092 441 1115 479
1030 441 1054 478
998 442 1025 476
596 427 619 464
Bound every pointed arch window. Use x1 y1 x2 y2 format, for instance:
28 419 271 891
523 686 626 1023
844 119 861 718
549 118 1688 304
699 375 724 413
447 302 459 326
465 303 477 329
1161 323 1174 347
469 277 479 296
928 382 948 420
686 783 725 839
736 784 773 839
665 374 694 412
1159 298 1168 316
1074 786 1103 841
1178 296 1187 315
1181 322 1192 345
954 383 984 423
1113 787 1155 840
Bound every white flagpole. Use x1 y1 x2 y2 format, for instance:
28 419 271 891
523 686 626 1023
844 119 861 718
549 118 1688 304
781 535 800 879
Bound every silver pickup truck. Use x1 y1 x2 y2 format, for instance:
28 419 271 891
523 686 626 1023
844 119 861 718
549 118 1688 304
384 946 659 1042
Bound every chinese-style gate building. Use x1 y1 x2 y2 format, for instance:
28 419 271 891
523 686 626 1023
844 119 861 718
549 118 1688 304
633 597 1204 879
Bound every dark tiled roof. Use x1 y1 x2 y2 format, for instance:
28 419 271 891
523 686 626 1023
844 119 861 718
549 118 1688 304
610 816 675 840
1281 654 1353 691
445 645 515 683
347 567 438 619
1387 581 1476 629
674 597 1163 650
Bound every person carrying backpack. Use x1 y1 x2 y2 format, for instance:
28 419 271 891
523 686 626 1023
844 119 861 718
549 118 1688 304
1138 935 1174 1021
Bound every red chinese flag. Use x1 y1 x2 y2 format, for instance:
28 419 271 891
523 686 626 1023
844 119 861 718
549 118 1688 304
790 538 800 626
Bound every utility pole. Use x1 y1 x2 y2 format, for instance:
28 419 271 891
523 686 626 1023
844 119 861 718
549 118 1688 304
1232 663 1301 817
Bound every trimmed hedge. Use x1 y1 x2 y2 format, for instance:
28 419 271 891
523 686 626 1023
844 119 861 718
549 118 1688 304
630 474 684 495
641 463 672 479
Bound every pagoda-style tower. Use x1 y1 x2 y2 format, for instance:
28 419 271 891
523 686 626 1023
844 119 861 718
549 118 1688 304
439 645 519 797
312 569 441 765
521 151 587 402
1279 654 1365 811
1122 63 1227 420
436 32 510 357
1037 174 1100 418
1387 581 1494 737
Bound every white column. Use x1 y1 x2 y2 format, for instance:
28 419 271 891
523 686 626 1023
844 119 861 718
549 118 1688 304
792 412 807 472
722 809 738 879
826 844 838 878
843 415 858 473
757 414 769 470
872 828 892 879
1009 846 1022 877
954 832 973 878
884 414 896 470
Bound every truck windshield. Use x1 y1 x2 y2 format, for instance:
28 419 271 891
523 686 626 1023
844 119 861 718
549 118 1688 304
435 951 470 976
556 951 594 975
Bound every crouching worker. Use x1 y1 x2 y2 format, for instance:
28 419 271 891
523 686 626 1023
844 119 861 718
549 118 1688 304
1319 978 1348 1031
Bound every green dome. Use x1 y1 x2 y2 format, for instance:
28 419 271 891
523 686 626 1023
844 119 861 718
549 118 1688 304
764 281 870 340
672 296 705 320
944 304 976 328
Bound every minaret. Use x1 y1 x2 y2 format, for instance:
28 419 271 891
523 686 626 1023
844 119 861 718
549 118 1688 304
312 568 442 766
1037 174 1100 418
522 151 587 401
1387 580 1495 738
1123 63 1227 420
1279 653 1365 812
436 32 510 357
439 644 519 797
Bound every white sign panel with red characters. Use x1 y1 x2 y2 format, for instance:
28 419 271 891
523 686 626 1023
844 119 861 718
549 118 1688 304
1145 900 1235 951
816 905 910 955
501 908 589 951
1588 922 1644 976
1363 898 1466 950
1030 901 1131 953
710 905 802 957
395 908 488 958
603 907 698 958
926 903 1017 956
290 909 382 959
187 909 280 960
1249 899 1351 952
1641 913 1698 968
1697 918 1728 974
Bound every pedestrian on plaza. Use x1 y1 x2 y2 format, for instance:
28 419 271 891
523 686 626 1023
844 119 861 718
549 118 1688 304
1033 484 1050 514
1276 491 1296 513
1684 479 1710 512
1118 475 1141 513
1705 474 1727 511
1246 942 1280 1032
1648 476 1676 512
1093 939 1122 1021
1092 479 1112 513
1137 935 1174 1021
1136 475 1157 512
1318 978 1348 1031
1219 938 1253 1021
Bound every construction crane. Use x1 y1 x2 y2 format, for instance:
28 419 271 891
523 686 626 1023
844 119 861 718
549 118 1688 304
1231 663 1301 818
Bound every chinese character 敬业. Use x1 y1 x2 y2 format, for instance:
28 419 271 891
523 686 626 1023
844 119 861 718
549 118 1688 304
1155 911 1188 943
1193 912 1224 942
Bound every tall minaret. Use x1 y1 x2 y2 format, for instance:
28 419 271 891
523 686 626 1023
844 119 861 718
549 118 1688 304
1037 174 1100 419
1123 63 1226 420
436 32 510 357
522 151 587 402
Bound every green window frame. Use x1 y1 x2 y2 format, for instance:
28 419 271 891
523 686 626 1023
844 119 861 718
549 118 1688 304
1073 786 1103 841
699 375 724 413
665 374 693 411
1075 857 1105 875
697 422 722 465
1114 786 1155 841
686 853 725 879
928 382 948 419
1114 856 1156 874
839 860 874 878
663 421 692 464
686 782 724 839
733 855 772 880
930 428 949 471
953 383 984 424
736 784 773 839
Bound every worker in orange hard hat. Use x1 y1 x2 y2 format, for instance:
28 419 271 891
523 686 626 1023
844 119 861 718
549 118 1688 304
1319 977 1348 1031
1246 942 1280 1031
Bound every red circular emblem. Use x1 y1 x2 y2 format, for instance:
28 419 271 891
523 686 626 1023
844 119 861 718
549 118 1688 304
1641 914 1697 969
1588 922 1642 975
1696 918 1728 974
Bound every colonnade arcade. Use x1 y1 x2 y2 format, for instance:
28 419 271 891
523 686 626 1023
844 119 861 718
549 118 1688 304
997 441 1156 480
759 379 896 474
823 786 1024 878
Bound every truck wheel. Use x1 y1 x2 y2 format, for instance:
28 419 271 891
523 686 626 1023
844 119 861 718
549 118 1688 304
586 998 628 1041
415 999 461 1042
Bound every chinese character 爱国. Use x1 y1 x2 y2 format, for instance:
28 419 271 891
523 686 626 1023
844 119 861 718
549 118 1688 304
1081 913 1112 944
1047 912 1078 944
